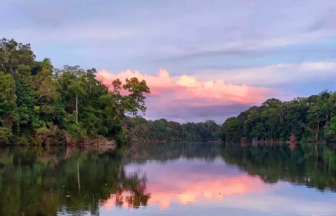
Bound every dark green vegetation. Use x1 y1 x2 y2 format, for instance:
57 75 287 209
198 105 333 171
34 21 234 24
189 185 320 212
0 143 335 215
0 38 150 145
221 92 336 143
122 117 221 143
0 38 222 145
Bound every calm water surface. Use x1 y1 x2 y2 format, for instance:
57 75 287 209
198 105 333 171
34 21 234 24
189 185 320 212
1 142 336 216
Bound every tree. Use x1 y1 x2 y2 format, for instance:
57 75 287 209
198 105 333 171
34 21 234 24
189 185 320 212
220 90 336 143
221 117 241 142
69 80 85 124
0 72 17 129
0 38 35 74
122 78 150 116
0 38 153 145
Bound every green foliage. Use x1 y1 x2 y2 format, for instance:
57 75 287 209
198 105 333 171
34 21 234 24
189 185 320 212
222 117 241 142
123 117 221 143
0 127 13 144
221 91 336 143
66 124 86 140
0 38 151 145
0 38 35 74
0 71 18 128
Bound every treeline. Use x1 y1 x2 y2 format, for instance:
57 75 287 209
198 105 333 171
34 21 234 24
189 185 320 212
122 116 221 143
221 91 336 143
0 38 150 145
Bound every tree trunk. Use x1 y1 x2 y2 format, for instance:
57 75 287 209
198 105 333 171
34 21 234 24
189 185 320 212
76 94 78 124
316 122 319 143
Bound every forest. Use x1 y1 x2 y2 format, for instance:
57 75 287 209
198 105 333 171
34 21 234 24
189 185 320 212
3 37 336 146
0 38 221 146
221 91 336 143
122 116 221 143
0 38 150 145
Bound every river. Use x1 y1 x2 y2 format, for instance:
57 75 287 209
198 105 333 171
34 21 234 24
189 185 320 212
0 142 335 216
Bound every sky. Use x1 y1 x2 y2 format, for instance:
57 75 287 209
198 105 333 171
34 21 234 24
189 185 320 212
2 0 336 123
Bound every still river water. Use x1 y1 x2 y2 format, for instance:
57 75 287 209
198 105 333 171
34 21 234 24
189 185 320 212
1 142 336 216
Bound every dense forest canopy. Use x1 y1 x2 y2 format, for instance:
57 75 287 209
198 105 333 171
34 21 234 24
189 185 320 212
221 92 336 143
0 38 222 145
0 38 151 145
4 37 336 146
122 116 221 143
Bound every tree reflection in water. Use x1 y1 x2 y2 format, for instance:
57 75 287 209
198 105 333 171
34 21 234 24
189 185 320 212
0 146 150 215
221 142 336 191
0 142 336 215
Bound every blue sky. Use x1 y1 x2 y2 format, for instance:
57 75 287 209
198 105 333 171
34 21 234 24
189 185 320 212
2 0 336 122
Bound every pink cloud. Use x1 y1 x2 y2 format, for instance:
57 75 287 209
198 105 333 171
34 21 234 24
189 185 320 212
97 69 279 122
98 69 175 96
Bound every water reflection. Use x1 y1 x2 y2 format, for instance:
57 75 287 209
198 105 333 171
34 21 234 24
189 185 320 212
0 143 336 215
121 161 269 209
222 142 336 190
0 146 150 215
